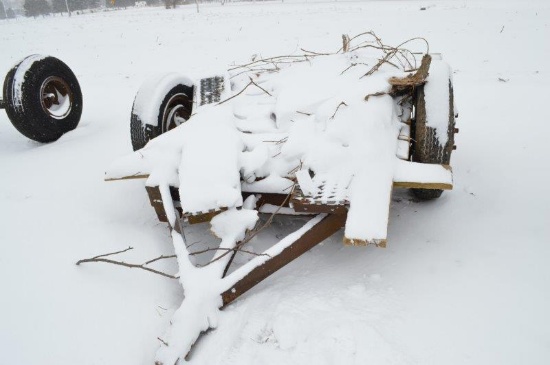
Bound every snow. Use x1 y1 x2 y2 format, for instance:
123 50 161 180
108 43 422 242
177 105 244 214
1 1 550 365
155 208 259 365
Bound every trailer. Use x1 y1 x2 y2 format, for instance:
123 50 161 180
103 33 457 364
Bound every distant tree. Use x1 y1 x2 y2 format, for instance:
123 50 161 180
6 7 15 18
118 0 135 8
0 1 6 19
52 0 68 14
106 0 133 8
23 0 36 16
38 0 51 14
88 0 100 9
68 0 86 11
25 0 51 17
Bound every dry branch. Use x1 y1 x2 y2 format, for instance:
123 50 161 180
76 247 179 280
330 102 348 119
218 80 254 105
248 77 272 96
220 186 296 275
342 34 351 52
190 247 270 258
364 92 388 101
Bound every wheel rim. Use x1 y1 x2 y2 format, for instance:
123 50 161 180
162 93 191 133
40 76 73 120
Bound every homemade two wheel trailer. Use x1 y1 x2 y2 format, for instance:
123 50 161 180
104 36 457 363
1 55 82 142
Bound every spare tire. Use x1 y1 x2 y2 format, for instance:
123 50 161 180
130 73 194 151
3 55 83 143
411 59 456 200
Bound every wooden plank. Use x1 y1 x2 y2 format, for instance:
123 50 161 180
187 208 227 224
393 162 453 189
242 192 291 209
393 181 452 190
104 174 149 182
290 180 348 214
221 212 347 307
343 237 387 248
291 199 347 214
145 186 168 222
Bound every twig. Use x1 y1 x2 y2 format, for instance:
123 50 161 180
228 55 316 72
263 137 288 144
157 337 169 346
190 247 270 258
230 66 279 80
76 248 178 280
361 36 429 78
342 34 350 52
300 48 332 56
218 77 272 105
217 80 253 105
364 92 388 101
340 63 356 75
79 246 134 261
362 50 398 78
336 31 385 53
214 185 295 270
286 163 302 176
248 77 272 96
144 254 177 265
330 102 348 119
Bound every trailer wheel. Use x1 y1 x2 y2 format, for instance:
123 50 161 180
411 60 456 200
130 74 193 151
3 55 83 143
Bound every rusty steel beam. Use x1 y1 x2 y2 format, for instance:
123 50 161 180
221 212 347 307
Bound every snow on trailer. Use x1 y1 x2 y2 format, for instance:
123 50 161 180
103 33 457 364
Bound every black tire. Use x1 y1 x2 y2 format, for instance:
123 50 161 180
411 64 455 200
130 82 193 151
3 55 83 143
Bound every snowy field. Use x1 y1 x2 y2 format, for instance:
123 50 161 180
1 0 549 364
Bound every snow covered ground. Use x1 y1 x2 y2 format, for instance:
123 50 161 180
1 1 549 364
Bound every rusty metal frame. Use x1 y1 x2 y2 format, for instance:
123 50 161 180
221 212 346 306
146 185 347 307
